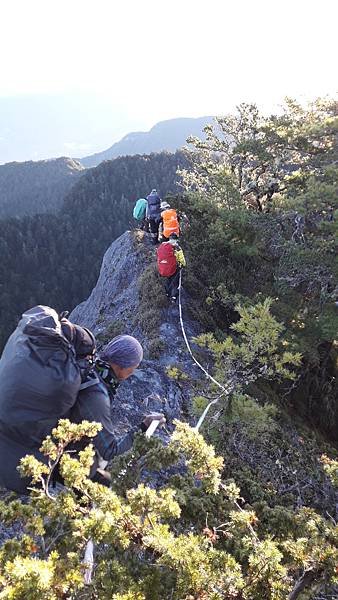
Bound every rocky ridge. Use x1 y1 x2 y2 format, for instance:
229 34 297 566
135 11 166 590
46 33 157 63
70 229 204 436
0 228 204 542
1 229 337 568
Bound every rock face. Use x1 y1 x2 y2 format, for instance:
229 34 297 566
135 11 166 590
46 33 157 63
70 230 204 436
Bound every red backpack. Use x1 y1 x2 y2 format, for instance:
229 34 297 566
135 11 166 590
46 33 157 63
157 242 177 277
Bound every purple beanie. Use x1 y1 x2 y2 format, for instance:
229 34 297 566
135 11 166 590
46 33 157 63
100 335 143 368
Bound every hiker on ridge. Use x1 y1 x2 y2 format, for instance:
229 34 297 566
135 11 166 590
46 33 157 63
157 233 186 304
133 197 148 231
146 189 161 244
68 334 165 485
159 201 180 241
0 307 165 493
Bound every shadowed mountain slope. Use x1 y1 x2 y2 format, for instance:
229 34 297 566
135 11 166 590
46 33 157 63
0 157 84 218
79 116 213 167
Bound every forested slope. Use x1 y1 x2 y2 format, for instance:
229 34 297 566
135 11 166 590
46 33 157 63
0 157 84 218
174 98 337 439
0 151 192 347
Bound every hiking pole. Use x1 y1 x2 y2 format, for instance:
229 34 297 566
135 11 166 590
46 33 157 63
145 418 161 438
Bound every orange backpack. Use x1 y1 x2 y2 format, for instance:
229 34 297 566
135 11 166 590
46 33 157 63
162 209 180 239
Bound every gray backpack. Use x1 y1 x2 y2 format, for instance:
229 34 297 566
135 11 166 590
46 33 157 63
0 305 96 454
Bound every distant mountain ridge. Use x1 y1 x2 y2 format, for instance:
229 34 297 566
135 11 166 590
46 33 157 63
0 157 84 218
79 116 213 167
0 116 212 219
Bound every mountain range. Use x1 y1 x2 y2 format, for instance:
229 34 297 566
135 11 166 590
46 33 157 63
0 116 211 218
79 116 212 167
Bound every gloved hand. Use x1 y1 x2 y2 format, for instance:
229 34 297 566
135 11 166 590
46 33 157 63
142 412 166 430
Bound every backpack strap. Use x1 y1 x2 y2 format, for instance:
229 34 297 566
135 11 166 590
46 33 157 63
61 318 96 358
79 375 101 391
60 319 76 345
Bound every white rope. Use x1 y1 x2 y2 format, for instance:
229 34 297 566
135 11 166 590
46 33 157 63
83 539 94 585
83 269 231 583
178 270 226 393
195 396 222 431
83 419 161 585
178 270 232 431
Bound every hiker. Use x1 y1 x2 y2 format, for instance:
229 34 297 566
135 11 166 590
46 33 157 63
157 233 186 304
133 197 148 231
146 189 161 244
159 201 180 241
0 307 165 493
67 334 165 485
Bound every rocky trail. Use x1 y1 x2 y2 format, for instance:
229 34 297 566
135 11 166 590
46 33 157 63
69 229 205 436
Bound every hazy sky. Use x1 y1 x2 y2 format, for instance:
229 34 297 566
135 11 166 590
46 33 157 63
0 0 337 162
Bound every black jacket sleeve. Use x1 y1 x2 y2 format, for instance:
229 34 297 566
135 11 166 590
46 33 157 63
70 381 138 461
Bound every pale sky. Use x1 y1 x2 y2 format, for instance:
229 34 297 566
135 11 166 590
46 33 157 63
0 0 337 161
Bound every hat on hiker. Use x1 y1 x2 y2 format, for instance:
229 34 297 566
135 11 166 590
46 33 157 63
169 232 178 241
160 201 170 210
100 335 143 368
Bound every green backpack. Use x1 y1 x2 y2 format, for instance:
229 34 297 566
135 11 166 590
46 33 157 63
133 198 147 220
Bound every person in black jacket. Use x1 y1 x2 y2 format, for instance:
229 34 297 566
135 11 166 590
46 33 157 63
146 189 162 245
0 333 165 492
68 334 165 484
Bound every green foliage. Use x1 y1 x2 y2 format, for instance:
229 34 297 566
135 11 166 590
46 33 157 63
0 420 337 599
165 365 188 382
180 98 337 212
320 455 338 488
173 98 337 437
169 420 224 495
195 299 301 406
226 393 278 440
